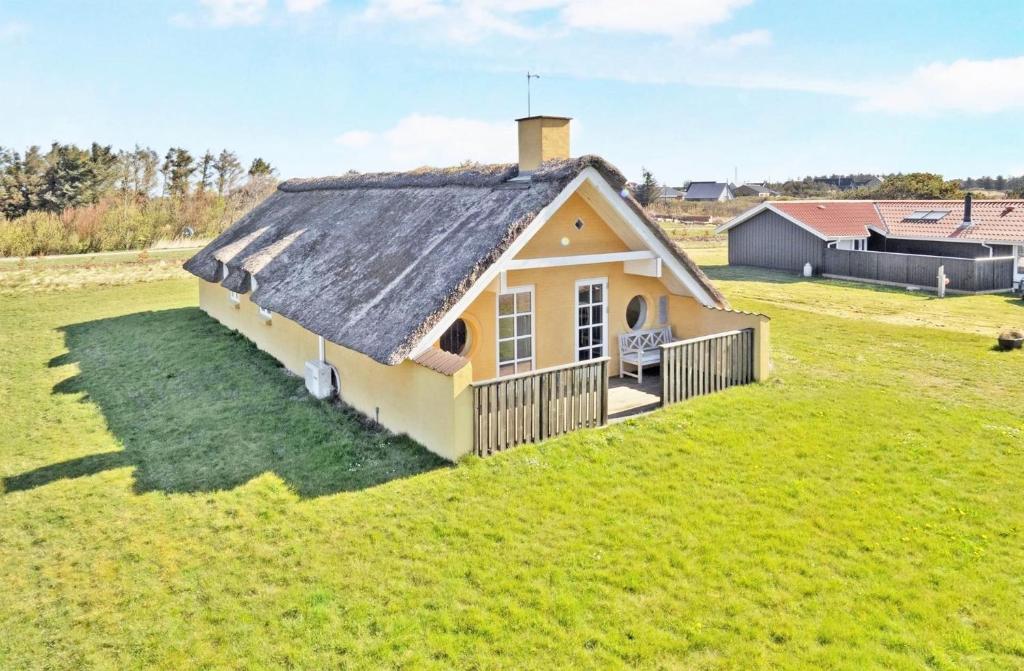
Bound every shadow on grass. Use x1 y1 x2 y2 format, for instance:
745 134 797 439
5 308 448 498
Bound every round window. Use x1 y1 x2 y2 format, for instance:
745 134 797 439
626 296 647 330
439 318 470 355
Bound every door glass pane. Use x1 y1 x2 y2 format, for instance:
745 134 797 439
498 340 514 361
519 360 532 372
515 292 531 313
578 286 590 304
499 363 516 376
516 315 531 336
579 348 591 361
498 316 514 338
591 284 603 303
498 294 514 315
591 305 602 324
578 329 590 347
591 325 603 346
578 306 590 326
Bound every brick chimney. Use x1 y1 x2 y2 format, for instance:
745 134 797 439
516 116 571 173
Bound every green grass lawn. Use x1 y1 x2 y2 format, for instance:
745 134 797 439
2 252 1024 669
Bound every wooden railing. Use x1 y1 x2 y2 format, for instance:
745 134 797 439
472 358 609 456
660 329 755 406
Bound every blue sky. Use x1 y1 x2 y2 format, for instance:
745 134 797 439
2 0 1023 185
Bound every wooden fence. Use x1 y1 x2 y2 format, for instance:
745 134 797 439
822 249 1015 293
660 329 755 405
472 358 609 456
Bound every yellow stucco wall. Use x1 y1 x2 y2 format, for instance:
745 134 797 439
667 296 771 381
198 280 318 376
323 342 473 461
198 279 474 461
516 192 629 259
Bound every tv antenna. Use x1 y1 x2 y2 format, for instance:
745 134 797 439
526 72 540 116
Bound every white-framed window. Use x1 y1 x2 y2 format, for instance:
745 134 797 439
496 287 534 376
853 239 867 251
575 278 607 361
258 306 272 320
228 290 240 304
625 295 647 331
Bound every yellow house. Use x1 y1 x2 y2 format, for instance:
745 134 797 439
184 116 769 461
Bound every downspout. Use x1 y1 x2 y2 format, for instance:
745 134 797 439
318 336 325 362
980 242 993 258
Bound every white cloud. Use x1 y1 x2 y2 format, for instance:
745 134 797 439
559 0 752 37
360 0 755 43
0 20 29 40
285 0 328 13
859 56 1024 114
198 0 268 26
335 130 376 148
705 28 772 54
333 114 515 170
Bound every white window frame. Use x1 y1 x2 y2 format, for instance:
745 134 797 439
574 277 608 362
495 285 535 377
258 306 272 320
228 290 240 304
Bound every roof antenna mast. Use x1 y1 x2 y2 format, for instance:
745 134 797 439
526 71 540 117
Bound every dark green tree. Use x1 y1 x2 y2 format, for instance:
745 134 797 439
633 167 662 207
872 173 962 200
40 143 100 212
197 151 215 194
213 149 243 195
248 157 274 178
161 147 196 197
115 145 160 201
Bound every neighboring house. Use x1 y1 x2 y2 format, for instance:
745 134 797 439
717 198 1024 289
684 181 735 201
657 186 685 201
733 183 778 198
184 116 769 461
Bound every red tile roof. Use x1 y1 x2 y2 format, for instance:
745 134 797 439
771 201 882 238
757 200 1024 244
875 200 1024 243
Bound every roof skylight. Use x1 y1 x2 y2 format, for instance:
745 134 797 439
903 210 949 222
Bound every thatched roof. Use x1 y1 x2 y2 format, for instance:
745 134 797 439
184 155 726 365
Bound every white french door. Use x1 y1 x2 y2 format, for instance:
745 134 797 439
575 278 607 361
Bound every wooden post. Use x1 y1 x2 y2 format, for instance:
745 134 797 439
937 265 946 298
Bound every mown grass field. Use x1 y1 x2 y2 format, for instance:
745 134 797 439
2 250 1024 669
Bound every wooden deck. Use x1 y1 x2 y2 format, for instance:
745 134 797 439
608 372 662 421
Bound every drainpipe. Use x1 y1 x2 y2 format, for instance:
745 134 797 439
980 242 993 258
318 335 325 362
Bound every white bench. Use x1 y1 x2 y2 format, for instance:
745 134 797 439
618 326 672 383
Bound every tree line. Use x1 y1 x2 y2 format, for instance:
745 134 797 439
767 173 1024 199
0 143 277 257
